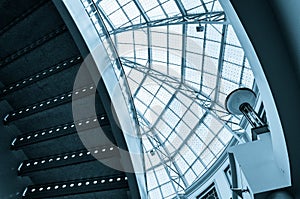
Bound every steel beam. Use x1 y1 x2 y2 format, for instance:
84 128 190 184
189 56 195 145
18 145 119 175
174 0 187 16
22 174 129 198
0 25 67 68
181 24 187 83
108 12 226 36
3 84 96 124
200 0 209 13
0 56 82 97
213 24 228 103
132 0 150 22
94 3 115 31
121 58 243 141
10 115 109 150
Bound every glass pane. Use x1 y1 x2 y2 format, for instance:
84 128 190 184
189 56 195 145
149 188 162 199
161 182 175 197
185 168 197 185
155 167 170 184
146 170 158 190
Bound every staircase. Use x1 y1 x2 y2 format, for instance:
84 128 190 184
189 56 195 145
0 1 139 198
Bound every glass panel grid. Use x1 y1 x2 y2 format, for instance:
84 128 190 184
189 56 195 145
92 0 259 197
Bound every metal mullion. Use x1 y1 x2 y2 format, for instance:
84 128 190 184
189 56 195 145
197 145 217 169
199 133 221 159
177 139 208 178
172 161 188 189
173 0 187 16
144 137 187 189
213 24 228 103
187 153 207 177
223 57 245 67
147 28 152 68
200 24 208 92
146 135 182 198
142 114 188 189
91 2 115 30
144 150 164 197
225 42 244 49
108 12 226 36
122 58 243 141
171 112 208 160
210 0 216 13
239 55 247 86
112 34 118 54
122 58 211 105
132 29 137 64
132 0 150 22
128 60 209 109
135 97 152 112
180 24 187 83
209 111 244 143
149 91 178 128
200 116 232 155
153 138 188 191
190 144 209 171
114 0 134 29
200 0 209 12
167 99 195 143
167 26 170 75
220 75 241 85
156 0 168 18
214 126 229 146
132 65 150 98
141 83 164 115
147 152 183 190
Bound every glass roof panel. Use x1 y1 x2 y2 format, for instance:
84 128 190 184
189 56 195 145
181 0 202 11
99 0 119 15
146 6 166 20
91 0 257 198
161 0 181 17
122 2 141 21
108 9 129 28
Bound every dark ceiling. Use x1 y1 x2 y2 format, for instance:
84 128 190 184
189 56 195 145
0 0 140 198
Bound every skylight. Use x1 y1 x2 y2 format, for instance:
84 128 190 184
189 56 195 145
83 0 255 198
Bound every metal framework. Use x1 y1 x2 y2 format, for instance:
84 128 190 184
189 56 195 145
18 145 118 175
82 0 141 134
3 83 96 124
10 114 109 150
80 0 256 198
107 12 226 36
0 56 82 97
121 58 243 140
22 174 129 199
0 25 67 68
213 25 228 103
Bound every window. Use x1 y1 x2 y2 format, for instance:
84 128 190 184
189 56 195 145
197 183 219 199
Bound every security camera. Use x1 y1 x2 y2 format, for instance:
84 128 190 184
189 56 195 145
196 25 204 32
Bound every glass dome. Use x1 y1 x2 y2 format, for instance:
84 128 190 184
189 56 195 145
85 0 255 198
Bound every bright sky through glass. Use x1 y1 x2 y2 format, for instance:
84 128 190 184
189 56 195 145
88 0 255 198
